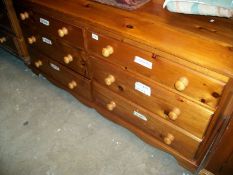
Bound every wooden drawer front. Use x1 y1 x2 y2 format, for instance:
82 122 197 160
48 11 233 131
15 3 83 48
0 30 17 53
32 12 84 49
0 11 12 32
30 49 51 75
23 29 90 78
47 59 92 101
93 81 201 159
86 31 224 109
14 4 35 26
91 56 213 139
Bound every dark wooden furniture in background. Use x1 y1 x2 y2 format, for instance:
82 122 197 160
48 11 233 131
206 116 233 175
199 85 233 175
0 0 29 62
2 0 232 174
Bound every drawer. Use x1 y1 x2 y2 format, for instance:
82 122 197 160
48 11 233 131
86 31 225 109
93 81 201 159
23 28 90 78
47 59 92 101
0 11 12 33
0 30 17 54
32 12 84 49
30 48 51 75
14 4 35 26
91 56 213 139
29 48 92 101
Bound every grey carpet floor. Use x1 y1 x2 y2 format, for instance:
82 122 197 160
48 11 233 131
0 48 193 175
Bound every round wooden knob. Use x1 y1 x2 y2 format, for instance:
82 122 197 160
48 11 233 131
34 60 42 68
0 37 6 43
164 133 175 145
64 54 73 64
175 77 189 91
58 27 68 37
28 36 36 44
106 101 116 111
68 80 77 89
102 45 114 57
20 12 29 20
105 74 115 86
168 108 181 121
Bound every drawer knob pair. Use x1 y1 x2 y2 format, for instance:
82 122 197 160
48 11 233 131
28 36 36 44
164 133 175 145
168 108 181 121
106 101 116 111
0 37 6 43
34 60 43 68
58 27 68 38
64 54 73 64
20 12 29 21
68 80 77 90
102 45 114 57
105 74 115 86
175 77 189 91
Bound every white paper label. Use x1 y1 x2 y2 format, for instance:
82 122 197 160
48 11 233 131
91 33 99 40
42 37 52 45
133 111 147 121
135 82 151 96
134 56 152 69
50 63 60 71
40 18 50 26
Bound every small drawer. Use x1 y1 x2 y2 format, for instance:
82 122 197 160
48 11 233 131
22 27 90 78
91 56 213 139
14 4 35 26
30 48 51 75
93 81 201 160
47 59 92 101
33 12 84 49
86 31 225 109
29 49 92 101
0 30 17 54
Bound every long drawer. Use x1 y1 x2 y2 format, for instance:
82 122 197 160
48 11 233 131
30 49 93 101
22 26 90 78
93 81 201 160
15 3 84 49
90 56 213 139
86 30 225 109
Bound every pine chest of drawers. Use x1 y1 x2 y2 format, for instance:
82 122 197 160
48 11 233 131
13 0 233 173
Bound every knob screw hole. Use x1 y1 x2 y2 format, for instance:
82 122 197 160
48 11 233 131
84 4 90 8
126 24 134 29
201 99 206 103
164 110 169 116
212 92 220 98
118 85 124 92
152 53 157 59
